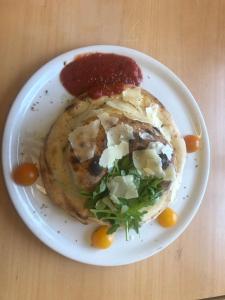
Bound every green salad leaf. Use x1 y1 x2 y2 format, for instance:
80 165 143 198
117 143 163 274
82 155 166 240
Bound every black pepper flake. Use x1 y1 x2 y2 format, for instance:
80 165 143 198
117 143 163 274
50 100 54 104
195 164 199 168
75 240 78 243
40 203 48 209
45 90 48 94
63 61 66 66
183 186 187 189
31 106 38 111
57 230 60 234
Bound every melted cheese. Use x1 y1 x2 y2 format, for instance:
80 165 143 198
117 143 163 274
99 141 129 169
133 148 164 176
107 175 138 199
68 119 100 162
107 123 134 146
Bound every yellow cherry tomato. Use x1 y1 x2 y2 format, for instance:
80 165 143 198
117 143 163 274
91 225 114 249
184 135 200 153
13 162 39 186
157 208 178 228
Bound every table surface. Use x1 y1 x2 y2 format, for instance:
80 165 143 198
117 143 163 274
0 1 224 299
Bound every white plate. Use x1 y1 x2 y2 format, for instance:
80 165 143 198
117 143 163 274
2 45 210 266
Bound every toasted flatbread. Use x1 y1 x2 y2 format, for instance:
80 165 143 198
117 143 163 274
40 87 186 224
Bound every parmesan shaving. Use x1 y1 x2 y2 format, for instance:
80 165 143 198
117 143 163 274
107 175 138 199
68 119 100 162
107 123 134 146
99 141 129 169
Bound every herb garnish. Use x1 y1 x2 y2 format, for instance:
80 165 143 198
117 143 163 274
81 155 166 240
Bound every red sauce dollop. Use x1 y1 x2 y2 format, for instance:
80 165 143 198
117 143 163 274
60 53 142 99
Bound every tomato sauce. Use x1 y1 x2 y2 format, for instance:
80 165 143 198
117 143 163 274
60 53 142 99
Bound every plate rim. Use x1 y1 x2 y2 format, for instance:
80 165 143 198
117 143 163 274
2 45 210 266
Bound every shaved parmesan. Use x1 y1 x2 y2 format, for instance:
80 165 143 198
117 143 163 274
160 126 172 142
99 141 129 169
107 123 134 146
96 111 119 130
164 164 176 181
107 175 138 199
150 142 173 160
68 119 100 162
106 99 150 124
149 141 164 153
146 104 162 128
161 144 173 160
139 131 153 140
133 148 164 176
122 87 143 106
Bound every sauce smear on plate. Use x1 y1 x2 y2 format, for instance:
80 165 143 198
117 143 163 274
60 53 142 99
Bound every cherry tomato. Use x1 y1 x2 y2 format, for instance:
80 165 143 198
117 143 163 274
184 135 200 153
13 162 39 186
91 225 114 249
157 208 178 228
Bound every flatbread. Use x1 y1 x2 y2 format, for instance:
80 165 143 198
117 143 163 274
40 87 186 224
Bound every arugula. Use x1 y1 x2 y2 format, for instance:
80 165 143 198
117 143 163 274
82 155 165 240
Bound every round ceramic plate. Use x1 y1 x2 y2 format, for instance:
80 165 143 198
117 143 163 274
2 45 210 266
